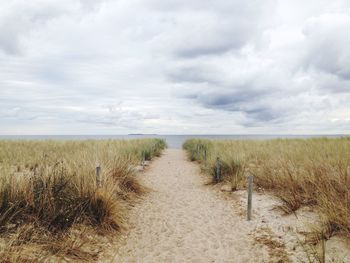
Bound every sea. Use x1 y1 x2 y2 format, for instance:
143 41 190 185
0 134 347 149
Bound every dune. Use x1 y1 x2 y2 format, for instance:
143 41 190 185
103 149 281 262
101 149 350 262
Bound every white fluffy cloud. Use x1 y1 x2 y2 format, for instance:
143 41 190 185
0 0 349 134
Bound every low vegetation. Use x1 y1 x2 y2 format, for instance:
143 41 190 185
0 138 166 262
183 138 350 242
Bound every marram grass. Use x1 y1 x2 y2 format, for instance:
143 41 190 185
183 137 350 240
0 138 166 261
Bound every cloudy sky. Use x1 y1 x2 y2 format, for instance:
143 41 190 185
1 0 349 135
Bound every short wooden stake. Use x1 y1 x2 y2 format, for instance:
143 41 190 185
96 165 102 188
247 174 254 221
196 144 200 158
141 151 145 169
321 235 326 263
204 147 207 163
216 157 221 183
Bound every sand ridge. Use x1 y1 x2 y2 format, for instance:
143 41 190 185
109 149 276 262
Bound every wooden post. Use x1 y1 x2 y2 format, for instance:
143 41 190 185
141 151 145 169
204 147 207 163
96 165 102 188
247 174 253 221
196 144 200 159
216 157 221 183
321 236 326 263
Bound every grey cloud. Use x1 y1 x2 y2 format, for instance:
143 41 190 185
78 0 107 12
149 0 275 58
172 21 254 58
302 13 350 91
196 89 263 108
167 66 221 85
0 0 107 55
314 73 350 93
175 80 285 123
167 58 286 123
1 0 350 134
145 0 274 17
0 2 66 55
175 44 233 58
244 107 281 123
0 30 20 55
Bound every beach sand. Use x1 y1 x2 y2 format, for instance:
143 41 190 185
103 149 350 262
107 149 277 262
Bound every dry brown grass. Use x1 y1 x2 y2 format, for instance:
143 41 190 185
254 227 290 263
0 138 166 261
183 138 350 241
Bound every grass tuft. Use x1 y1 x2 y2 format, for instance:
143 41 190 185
0 138 166 260
183 137 350 239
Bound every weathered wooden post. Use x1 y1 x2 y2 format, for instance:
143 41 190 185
321 236 326 263
196 144 200 159
96 165 102 188
247 174 254 221
204 147 207 163
215 157 221 183
141 150 145 169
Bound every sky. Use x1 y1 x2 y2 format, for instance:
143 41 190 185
0 0 350 135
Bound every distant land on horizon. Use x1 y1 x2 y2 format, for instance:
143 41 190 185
128 134 159 136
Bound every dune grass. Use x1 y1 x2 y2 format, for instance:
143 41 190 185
0 138 166 261
183 138 350 241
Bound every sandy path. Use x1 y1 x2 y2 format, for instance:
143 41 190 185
111 149 271 262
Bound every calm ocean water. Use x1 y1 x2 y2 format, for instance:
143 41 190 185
0 135 347 149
